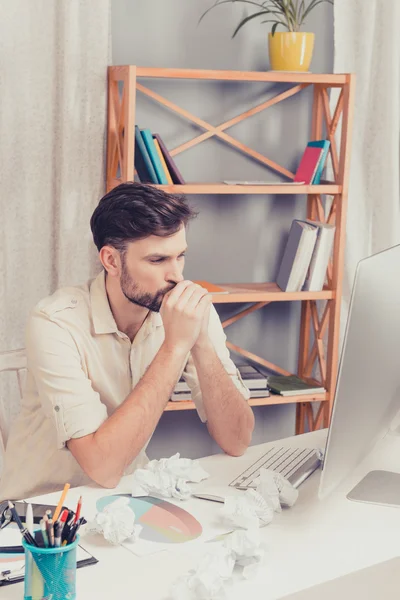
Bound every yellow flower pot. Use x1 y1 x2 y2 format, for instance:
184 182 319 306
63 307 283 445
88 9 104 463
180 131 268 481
268 32 315 72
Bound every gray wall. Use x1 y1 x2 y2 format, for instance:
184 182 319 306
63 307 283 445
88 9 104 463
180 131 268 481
111 0 334 459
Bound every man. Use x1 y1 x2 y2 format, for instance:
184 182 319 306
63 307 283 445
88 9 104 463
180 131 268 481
0 183 254 501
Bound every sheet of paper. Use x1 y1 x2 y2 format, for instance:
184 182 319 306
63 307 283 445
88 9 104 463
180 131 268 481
120 495 233 557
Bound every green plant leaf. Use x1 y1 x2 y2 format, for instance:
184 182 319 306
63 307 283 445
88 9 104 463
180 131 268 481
271 21 281 35
260 18 288 29
231 9 270 37
268 0 295 30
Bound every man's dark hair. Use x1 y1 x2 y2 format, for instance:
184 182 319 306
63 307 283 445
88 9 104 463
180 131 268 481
90 182 197 253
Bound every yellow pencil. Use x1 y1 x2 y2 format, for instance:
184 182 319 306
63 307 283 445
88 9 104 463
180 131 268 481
53 483 70 522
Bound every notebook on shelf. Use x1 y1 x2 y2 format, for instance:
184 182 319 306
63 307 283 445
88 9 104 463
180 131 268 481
268 374 325 397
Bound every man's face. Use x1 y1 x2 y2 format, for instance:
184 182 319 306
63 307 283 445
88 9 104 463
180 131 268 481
119 226 187 312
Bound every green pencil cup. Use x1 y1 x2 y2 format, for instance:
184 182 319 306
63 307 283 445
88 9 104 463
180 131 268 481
22 535 79 600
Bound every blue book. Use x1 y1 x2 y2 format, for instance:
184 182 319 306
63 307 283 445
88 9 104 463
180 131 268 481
140 129 169 185
308 140 331 184
134 126 158 184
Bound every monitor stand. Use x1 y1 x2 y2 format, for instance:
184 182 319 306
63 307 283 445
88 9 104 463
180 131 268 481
347 470 400 507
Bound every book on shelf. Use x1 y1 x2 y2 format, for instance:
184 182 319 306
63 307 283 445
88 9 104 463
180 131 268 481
172 363 269 399
153 138 173 184
303 220 336 291
193 281 229 295
267 374 325 397
277 219 335 293
307 139 331 184
134 125 158 183
276 220 318 292
140 128 169 184
153 133 185 184
171 387 270 402
294 145 323 184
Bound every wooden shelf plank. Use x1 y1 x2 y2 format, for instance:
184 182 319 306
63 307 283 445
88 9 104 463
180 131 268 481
208 282 334 303
151 183 341 195
134 67 347 86
165 392 328 412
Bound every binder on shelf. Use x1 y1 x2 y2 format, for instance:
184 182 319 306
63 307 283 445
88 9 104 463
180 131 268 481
303 220 336 291
276 220 318 292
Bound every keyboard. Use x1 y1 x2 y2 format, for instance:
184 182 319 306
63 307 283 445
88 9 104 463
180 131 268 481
229 446 322 490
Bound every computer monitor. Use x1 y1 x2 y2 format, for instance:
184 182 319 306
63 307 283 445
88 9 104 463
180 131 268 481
319 244 400 502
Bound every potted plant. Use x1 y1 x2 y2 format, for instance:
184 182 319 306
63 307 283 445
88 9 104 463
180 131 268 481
199 0 333 72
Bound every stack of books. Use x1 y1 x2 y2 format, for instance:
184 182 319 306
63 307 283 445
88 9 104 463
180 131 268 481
170 363 270 401
134 125 185 185
276 218 336 292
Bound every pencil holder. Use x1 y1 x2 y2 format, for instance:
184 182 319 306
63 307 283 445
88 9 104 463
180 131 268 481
22 535 79 600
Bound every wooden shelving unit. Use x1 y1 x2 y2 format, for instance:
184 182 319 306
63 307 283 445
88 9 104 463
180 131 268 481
106 66 355 434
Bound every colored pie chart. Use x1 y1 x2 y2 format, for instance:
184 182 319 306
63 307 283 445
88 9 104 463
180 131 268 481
96 495 202 544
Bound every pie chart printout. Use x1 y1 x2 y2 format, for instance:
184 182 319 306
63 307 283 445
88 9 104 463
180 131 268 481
96 495 203 544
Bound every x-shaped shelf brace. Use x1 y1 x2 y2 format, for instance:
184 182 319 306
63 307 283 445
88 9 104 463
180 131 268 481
134 80 312 179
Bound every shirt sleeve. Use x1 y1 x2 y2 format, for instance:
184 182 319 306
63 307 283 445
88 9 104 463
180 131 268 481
26 309 108 450
182 305 250 423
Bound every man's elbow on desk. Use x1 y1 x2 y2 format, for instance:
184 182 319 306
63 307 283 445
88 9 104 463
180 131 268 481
67 435 124 490
208 408 255 457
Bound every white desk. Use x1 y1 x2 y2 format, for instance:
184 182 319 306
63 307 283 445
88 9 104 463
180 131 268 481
3 429 400 600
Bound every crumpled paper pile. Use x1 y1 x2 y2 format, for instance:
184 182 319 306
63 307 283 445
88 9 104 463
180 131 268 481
169 468 300 599
170 528 264 600
131 453 209 500
85 497 142 545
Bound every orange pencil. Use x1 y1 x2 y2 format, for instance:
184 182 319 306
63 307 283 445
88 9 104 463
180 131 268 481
53 483 70 522
74 496 82 524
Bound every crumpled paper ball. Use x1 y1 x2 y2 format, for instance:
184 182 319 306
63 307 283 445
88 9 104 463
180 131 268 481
149 454 209 483
131 453 209 500
256 468 299 511
221 489 274 529
170 546 235 600
85 497 142 545
223 528 265 579
169 529 265 598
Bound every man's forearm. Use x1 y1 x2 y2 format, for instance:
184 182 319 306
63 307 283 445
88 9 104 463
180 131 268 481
71 343 187 487
191 341 255 456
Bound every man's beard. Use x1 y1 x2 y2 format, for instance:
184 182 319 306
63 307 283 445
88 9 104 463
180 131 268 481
120 260 174 312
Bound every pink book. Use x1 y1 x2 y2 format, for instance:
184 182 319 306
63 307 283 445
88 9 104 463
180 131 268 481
294 146 324 184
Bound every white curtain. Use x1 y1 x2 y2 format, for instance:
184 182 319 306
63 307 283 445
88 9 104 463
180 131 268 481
333 0 400 339
0 1 110 450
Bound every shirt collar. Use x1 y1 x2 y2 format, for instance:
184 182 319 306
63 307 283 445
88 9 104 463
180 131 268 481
90 271 163 337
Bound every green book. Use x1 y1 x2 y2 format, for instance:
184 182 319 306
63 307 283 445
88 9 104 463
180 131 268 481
268 374 325 397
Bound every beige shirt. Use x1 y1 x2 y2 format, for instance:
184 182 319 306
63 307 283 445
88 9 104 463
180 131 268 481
0 272 249 501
